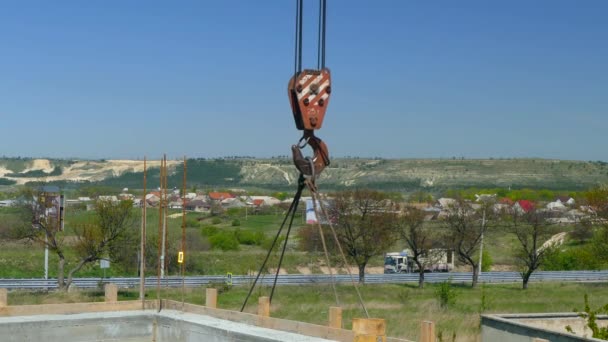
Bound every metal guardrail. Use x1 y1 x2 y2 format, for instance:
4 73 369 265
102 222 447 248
0 271 606 290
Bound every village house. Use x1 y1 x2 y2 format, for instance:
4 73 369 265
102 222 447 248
513 199 534 214
208 192 234 202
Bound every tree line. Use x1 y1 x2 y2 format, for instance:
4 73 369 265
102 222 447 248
298 187 608 289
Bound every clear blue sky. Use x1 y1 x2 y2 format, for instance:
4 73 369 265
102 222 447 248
1 1 606 160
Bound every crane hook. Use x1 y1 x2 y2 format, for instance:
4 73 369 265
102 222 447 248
292 131 329 178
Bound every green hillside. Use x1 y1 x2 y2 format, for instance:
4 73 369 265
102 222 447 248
1 157 608 192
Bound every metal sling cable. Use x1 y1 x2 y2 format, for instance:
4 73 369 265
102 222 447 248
240 176 306 312
312 190 370 318
298 0 303 72
269 174 306 303
317 0 322 69
321 0 327 68
294 0 300 79
309 188 340 307
294 0 303 76
317 0 327 69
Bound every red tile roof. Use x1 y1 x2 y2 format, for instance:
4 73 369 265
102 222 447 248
517 200 535 213
209 192 234 201
252 199 265 206
499 198 514 205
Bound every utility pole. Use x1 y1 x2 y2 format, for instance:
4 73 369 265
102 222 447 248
478 209 486 276
476 194 496 276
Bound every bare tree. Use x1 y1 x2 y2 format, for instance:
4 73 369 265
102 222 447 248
507 208 555 289
13 187 69 289
14 187 137 290
443 199 487 287
397 206 439 288
67 199 138 288
329 189 398 283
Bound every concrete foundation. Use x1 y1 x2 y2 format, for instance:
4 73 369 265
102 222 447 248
482 313 608 342
0 310 337 342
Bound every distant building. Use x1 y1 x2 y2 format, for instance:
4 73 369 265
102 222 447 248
437 198 456 209
249 196 281 206
208 192 234 201
0 200 17 207
98 195 119 203
513 200 535 214
186 199 210 212
546 200 567 211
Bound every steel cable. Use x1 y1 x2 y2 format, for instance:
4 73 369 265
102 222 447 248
240 175 305 312
313 190 370 318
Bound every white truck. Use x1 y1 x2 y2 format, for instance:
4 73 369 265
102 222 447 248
384 249 455 274
383 252 410 273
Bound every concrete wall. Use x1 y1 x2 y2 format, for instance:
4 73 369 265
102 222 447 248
0 310 338 342
0 300 154 317
0 298 415 342
515 314 608 337
162 299 357 342
0 311 153 342
481 314 608 342
156 310 337 342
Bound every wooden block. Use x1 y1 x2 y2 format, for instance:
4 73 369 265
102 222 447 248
420 321 435 342
353 318 386 342
355 334 386 342
104 283 118 303
0 288 7 307
205 288 217 309
258 296 270 317
329 306 342 329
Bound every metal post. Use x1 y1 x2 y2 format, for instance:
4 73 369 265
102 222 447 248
160 154 167 278
44 235 49 280
139 157 147 303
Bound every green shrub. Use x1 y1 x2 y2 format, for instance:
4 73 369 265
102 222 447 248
481 249 493 272
231 219 241 226
235 229 264 245
211 217 222 225
209 231 239 251
566 294 608 339
435 279 457 308
543 246 599 271
473 249 493 272
201 225 219 237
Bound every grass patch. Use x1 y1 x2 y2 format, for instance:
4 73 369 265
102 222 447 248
7 282 608 341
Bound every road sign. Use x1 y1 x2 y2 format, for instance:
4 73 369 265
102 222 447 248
100 259 110 269
178 251 184 264
226 272 233 285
